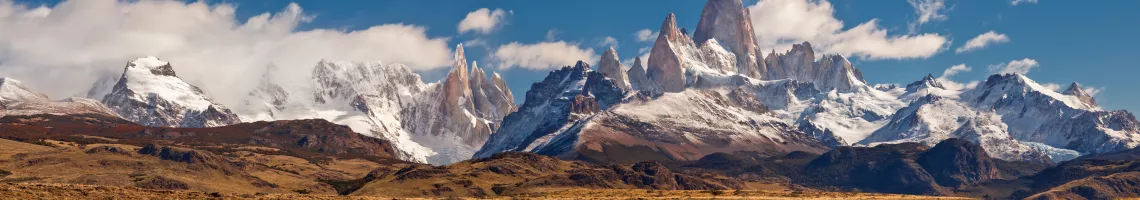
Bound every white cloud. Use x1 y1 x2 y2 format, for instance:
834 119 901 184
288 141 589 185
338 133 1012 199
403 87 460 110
906 0 948 33
937 64 978 90
1012 0 1038 6
598 36 619 48
0 0 452 108
457 8 510 34
492 41 597 70
748 0 949 60
956 31 1010 53
940 64 972 79
988 58 1039 75
634 29 657 42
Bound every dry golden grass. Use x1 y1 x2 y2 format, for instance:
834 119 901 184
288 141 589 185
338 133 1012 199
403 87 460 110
519 188 974 199
0 183 973 200
0 138 391 196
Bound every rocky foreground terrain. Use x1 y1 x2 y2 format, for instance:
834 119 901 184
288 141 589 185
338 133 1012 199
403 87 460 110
0 113 1136 199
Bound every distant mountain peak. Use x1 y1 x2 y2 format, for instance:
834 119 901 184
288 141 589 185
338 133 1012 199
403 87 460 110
1063 82 1098 107
906 73 945 92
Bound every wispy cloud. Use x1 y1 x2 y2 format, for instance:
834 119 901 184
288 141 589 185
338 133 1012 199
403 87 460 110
492 41 597 70
1012 0 1038 6
956 31 1010 53
634 29 657 42
907 0 949 33
989 58 1039 75
598 36 619 48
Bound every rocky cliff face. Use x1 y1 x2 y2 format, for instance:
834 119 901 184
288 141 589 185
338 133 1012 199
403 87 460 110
761 42 866 92
470 62 518 127
693 0 761 78
474 61 596 158
597 47 631 90
100 56 241 128
646 13 691 93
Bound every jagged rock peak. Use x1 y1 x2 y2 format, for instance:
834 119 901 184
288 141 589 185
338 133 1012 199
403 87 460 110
647 13 690 93
443 44 474 110
906 74 945 92
627 57 649 91
657 13 687 44
694 0 761 78
0 77 49 103
1063 82 1098 107
598 46 631 90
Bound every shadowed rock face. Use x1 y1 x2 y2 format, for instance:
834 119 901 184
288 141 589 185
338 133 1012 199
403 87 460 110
693 0 761 78
916 138 1003 187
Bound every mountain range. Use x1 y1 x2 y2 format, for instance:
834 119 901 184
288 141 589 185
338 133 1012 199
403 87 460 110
2 0 1140 198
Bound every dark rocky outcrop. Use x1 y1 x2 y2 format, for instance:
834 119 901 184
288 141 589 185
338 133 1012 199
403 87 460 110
916 138 1002 188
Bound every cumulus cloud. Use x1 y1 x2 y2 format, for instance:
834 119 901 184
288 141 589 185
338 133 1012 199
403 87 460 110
1012 0 1038 6
492 41 597 70
457 8 510 34
634 29 657 42
598 36 619 48
748 0 949 60
989 58 1039 75
0 0 452 108
956 31 1010 53
906 0 948 33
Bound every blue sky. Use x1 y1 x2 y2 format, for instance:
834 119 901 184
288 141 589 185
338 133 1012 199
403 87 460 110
7 0 1139 113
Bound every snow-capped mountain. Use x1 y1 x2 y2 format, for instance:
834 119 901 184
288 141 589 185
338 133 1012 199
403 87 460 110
1 77 117 118
0 77 49 104
475 0 1139 164
239 45 516 165
858 74 1140 162
474 3 839 161
962 74 1140 154
97 56 241 128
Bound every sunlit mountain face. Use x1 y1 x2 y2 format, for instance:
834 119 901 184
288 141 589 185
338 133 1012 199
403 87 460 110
0 0 1138 199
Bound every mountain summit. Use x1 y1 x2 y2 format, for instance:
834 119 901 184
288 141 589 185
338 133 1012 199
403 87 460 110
100 56 241 128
